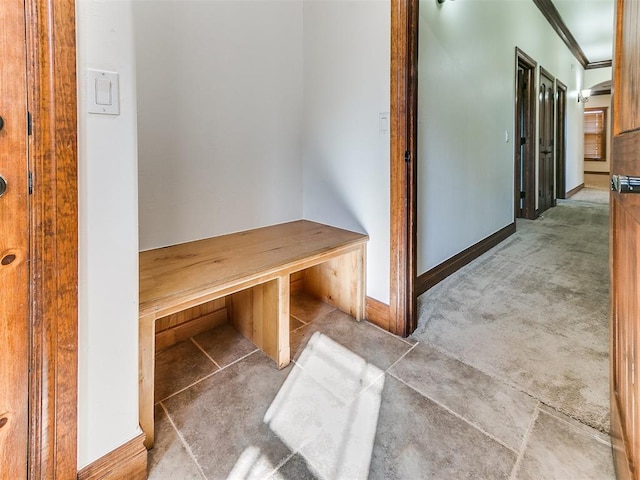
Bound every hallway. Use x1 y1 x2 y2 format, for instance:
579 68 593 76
413 196 610 435
148 198 614 479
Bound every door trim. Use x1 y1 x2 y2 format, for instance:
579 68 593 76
26 0 78 477
390 0 418 336
514 48 538 220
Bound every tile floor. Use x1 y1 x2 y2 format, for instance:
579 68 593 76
149 293 615 480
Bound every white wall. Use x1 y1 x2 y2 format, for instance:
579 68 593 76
302 0 391 303
76 0 140 469
134 0 304 250
417 0 586 273
584 66 612 89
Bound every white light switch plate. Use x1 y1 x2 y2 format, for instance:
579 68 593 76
88 69 120 115
379 112 390 135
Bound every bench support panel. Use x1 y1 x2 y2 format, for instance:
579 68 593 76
139 313 156 449
228 276 290 369
302 244 366 321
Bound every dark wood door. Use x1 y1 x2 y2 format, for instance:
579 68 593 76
0 1 29 478
514 49 537 220
538 68 555 214
610 1 640 479
555 81 567 199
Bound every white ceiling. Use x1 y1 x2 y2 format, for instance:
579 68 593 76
552 0 615 64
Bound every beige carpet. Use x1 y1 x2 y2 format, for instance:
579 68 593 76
413 200 610 433
569 187 610 204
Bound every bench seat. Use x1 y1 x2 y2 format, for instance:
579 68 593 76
139 220 368 447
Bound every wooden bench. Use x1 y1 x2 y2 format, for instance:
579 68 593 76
139 220 368 448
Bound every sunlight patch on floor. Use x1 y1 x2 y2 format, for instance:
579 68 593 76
263 332 385 479
227 446 278 480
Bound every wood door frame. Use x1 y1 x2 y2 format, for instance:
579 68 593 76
389 0 418 337
514 48 538 220
555 80 567 199
25 0 78 478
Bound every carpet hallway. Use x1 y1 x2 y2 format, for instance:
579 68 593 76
413 200 610 433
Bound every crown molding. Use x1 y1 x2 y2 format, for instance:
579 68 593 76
533 0 589 68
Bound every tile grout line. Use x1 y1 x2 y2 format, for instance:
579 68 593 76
264 451 297 479
508 402 541 480
265 447 329 480
385 341 420 373
190 337 223 370
537 405 612 447
291 356 388 418
290 312 308 325
290 322 309 335
155 348 260 405
415 339 542 404
158 402 208 480
389 371 520 456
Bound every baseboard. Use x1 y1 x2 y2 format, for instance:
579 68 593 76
365 296 391 331
156 308 227 351
584 171 609 175
417 222 516 296
566 183 584 198
77 433 147 480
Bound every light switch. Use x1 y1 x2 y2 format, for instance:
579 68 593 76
379 112 390 135
95 77 112 105
88 69 120 115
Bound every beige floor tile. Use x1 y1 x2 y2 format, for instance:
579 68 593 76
290 292 336 323
370 375 516 480
514 409 615 480
148 405 204 480
155 340 218 402
193 323 257 368
162 351 294 480
389 342 538 451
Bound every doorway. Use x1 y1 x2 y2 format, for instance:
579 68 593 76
514 48 537 220
538 67 556 215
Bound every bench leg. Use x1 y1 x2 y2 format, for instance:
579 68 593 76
227 277 291 369
275 274 291 368
139 313 156 449
353 244 366 321
303 244 367 321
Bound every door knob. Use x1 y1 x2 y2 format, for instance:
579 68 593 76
611 175 640 194
0 175 6 197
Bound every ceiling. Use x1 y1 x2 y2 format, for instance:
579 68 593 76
551 0 615 64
